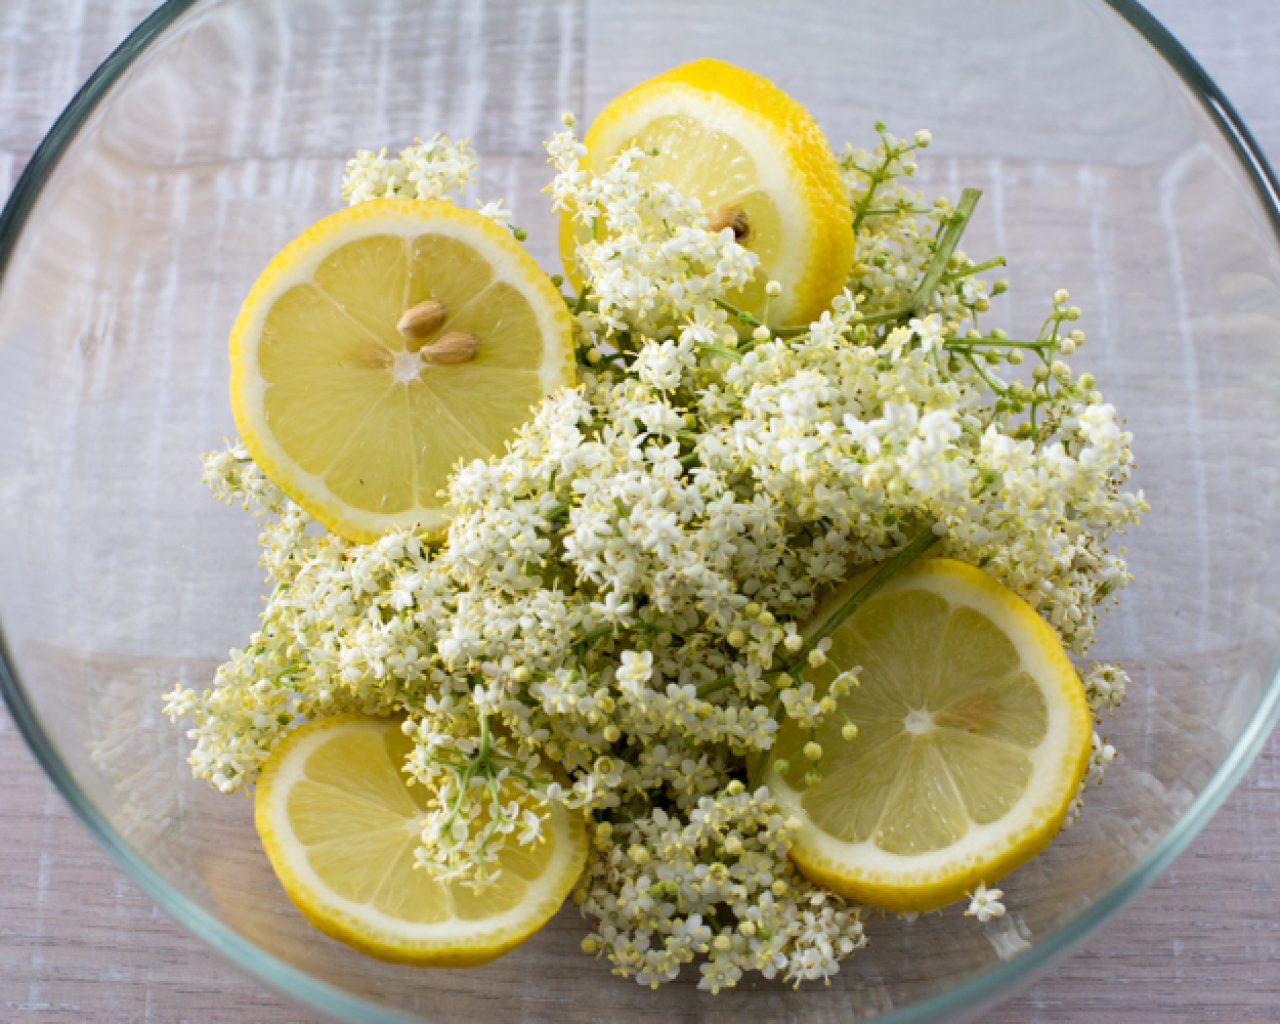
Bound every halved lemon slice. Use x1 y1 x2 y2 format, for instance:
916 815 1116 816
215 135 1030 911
230 198 574 543
561 58 853 324
769 558 1091 912
254 714 588 966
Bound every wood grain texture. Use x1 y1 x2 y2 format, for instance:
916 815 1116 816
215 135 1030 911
0 1 1277 1022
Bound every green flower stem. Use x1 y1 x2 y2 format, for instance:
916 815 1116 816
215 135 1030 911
853 190 983 331
713 297 809 340
714 296 757 324
747 686 790 781
425 756 472 772
589 350 630 367
945 336 1048 351
857 306 913 326
268 662 302 685
697 666 778 700
859 206 936 217
437 761 476 842
695 676 727 699
574 624 616 648
792 525 941 664
697 525 941 703
696 342 744 362
942 255 1006 283
850 128 911 234
962 352 1009 397
906 188 982 317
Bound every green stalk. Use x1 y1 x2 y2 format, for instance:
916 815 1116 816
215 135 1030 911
850 136 902 235
962 352 1009 397
700 526 942 703
793 526 941 662
714 297 810 341
714 297 758 324
906 188 982 317
859 206 936 217
945 337 1047 351
942 255 1006 283
695 342 744 362
853 190 982 332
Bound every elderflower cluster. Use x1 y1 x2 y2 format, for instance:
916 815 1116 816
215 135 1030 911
168 119 1145 991
1082 662 1130 716
1062 730 1119 828
342 134 477 204
547 115 757 341
341 133 523 236
580 783 865 991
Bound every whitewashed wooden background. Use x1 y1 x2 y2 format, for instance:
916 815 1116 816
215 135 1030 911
0 1 1277 1021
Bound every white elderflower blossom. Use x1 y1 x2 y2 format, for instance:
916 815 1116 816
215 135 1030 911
545 118 757 341
964 883 1007 923
1083 662 1130 717
342 133 478 206
170 119 1145 992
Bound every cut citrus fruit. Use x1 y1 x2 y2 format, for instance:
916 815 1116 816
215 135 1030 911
230 198 575 543
768 558 1092 912
560 58 853 324
254 714 588 966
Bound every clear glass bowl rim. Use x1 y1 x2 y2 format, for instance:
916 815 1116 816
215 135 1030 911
0 1 1277 1020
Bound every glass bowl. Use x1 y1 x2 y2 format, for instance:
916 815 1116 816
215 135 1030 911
2 1 1278 1020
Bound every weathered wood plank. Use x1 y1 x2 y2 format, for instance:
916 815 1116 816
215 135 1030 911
0 1 1276 1022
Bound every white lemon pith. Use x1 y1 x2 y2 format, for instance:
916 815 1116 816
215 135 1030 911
230 198 575 543
254 714 588 966
769 559 1092 912
561 58 853 324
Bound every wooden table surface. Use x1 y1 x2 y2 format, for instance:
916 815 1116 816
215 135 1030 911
1 1 1277 1022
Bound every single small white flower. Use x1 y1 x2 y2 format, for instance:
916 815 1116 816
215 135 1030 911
965 883 1007 923
518 808 545 846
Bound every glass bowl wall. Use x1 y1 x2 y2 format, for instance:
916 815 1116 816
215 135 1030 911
1 1 1278 1021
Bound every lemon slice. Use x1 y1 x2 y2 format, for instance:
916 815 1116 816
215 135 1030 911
230 198 574 543
768 558 1091 912
254 714 588 966
561 58 853 324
